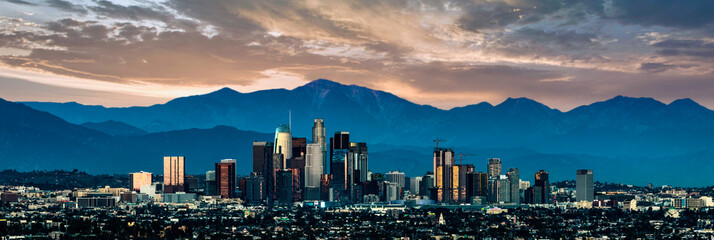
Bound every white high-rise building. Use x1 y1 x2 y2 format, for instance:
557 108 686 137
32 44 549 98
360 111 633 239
409 176 422 195
274 124 292 169
386 171 406 189
305 143 323 188
576 169 594 202
312 119 327 174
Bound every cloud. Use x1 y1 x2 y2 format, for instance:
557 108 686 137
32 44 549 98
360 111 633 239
610 0 714 28
45 0 87 14
652 39 714 59
1 0 714 110
2 0 36 6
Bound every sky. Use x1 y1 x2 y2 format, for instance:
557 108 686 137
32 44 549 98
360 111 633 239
0 0 713 110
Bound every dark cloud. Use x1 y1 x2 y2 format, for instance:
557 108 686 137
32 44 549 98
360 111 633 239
652 39 714 59
2 0 36 6
512 28 603 51
45 0 88 14
611 0 714 28
456 0 603 32
639 62 678 73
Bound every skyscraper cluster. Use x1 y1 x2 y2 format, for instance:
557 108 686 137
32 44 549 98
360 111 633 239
126 121 594 208
247 118 371 205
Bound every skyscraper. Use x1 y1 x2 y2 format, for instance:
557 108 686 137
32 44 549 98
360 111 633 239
305 143 323 188
385 171 405 189
274 124 292 167
576 169 594 202
498 175 510 203
205 170 216 196
129 171 152 191
292 137 307 158
163 156 185 193
350 142 368 183
215 159 236 198
245 173 264 204
534 170 550 204
276 169 293 204
409 176 422 195
507 168 520 204
312 119 327 174
253 141 274 175
487 158 502 179
466 172 488 200
433 148 454 202
329 132 350 167
331 148 353 202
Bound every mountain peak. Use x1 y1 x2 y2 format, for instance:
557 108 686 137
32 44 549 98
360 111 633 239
669 98 711 112
497 97 549 109
211 87 240 95
303 79 345 89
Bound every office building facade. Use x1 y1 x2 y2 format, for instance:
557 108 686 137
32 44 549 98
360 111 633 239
163 156 185 193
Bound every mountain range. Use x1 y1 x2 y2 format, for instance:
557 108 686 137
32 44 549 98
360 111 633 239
3 79 714 186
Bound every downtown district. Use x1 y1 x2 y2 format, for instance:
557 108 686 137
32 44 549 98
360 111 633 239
1 118 714 239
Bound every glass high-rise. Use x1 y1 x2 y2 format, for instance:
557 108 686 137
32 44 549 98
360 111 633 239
350 142 368 183
433 148 454 202
216 159 236 198
312 119 327 174
274 124 292 168
163 156 185 193
129 171 152 191
508 168 520 204
576 169 594 202
535 170 550 204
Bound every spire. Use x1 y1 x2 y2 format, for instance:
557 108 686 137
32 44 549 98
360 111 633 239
289 109 292 131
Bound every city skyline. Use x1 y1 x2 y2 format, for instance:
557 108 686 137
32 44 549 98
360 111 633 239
0 1 713 110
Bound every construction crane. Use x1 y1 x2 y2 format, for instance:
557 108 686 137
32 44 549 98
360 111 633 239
456 153 474 166
433 138 446 150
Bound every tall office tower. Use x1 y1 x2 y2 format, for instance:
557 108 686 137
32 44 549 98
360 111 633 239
163 156 185 193
433 148 455 202
487 177 499 202
292 137 307 158
274 124 292 168
253 142 274 203
487 158 502 179
385 171 406 189
535 170 550 204
312 119 328 174
330 148 354 202
451 165 461 201
245 173 265 204
305 143 323 189
466 172 488 200
288 156 305 191
576 169 594 202
420 173 434 198
276 169 294 204
507 168 520 204
184 175 199 193
304 143 322 201
350 142 368 183
498 175 511 203
454 164 474 202
129 171 152 191
384 181 399 202
205 171 216 196
320 174 331 201
253 142 274 174
409 176 422 195
329 132 350 166
215 159 236 198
